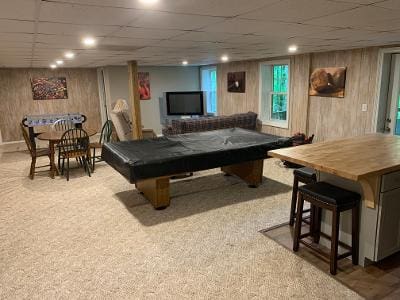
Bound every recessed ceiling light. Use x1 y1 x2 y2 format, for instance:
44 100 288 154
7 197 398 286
221 55 229 62
288 45 298 53
139 0 159 4
64 51 75 59
56 60 64 65
182 60 188 65
50 64 57 69
82 37 96 47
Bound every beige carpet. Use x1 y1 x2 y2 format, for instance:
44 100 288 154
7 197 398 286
0 151 362 299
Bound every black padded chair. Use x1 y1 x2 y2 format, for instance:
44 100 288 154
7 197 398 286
293 182 360 275
89 120 113 171
289 167 317 226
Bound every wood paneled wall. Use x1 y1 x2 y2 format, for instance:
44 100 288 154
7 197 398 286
308 48 380 141
217 60 260 116
217 47 380 141
0 68 101 142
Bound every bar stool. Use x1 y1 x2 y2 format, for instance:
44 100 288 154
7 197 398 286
289 167 317 226
293 182 360 275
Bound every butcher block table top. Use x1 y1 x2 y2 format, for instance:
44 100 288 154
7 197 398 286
268 134 400 208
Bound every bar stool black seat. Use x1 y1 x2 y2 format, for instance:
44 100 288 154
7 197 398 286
293 181 360 275
290 167 317 226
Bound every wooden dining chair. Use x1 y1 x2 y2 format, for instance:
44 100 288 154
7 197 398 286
52 119 74 131
59 128 91 181
52 119 75 168
90 120 113 171
20 123 51 179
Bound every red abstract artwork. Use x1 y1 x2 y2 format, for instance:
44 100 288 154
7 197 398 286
138 72 151 100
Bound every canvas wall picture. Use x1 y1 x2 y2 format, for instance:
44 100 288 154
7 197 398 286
227 71 246 93
138 72 151 100
31 77 68 100
309 67 346 98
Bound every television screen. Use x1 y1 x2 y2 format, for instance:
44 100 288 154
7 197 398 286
166 92 204 116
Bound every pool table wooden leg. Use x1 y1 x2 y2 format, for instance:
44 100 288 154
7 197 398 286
221 159 264 187
135 177 171 209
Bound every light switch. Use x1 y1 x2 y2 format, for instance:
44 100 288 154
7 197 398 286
362 104 368 112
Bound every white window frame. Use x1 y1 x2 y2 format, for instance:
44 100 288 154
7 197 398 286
258 59 290 129
200 65 218 115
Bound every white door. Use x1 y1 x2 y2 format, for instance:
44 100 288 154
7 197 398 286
386 54 400 135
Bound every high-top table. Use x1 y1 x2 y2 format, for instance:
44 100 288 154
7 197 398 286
268 134 400 266
37 129 97 179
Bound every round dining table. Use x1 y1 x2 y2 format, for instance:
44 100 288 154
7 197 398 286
37 128 97 179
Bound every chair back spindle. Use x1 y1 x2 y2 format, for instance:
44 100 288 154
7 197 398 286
60 128 89 157
52 119 74 131
99 120 113 144
20 123 35 156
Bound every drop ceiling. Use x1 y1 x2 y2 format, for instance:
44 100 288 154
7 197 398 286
0 0 399 67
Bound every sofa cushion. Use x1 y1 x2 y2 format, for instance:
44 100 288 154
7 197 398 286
166 112 259 135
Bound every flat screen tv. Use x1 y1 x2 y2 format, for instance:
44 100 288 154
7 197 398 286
166 91 204 116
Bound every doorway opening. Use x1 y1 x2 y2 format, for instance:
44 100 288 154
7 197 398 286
377 50 400 135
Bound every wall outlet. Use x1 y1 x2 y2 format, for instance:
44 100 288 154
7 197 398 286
362 104 368 112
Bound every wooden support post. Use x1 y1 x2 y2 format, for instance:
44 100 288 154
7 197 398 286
136 177 171 209
221 160 264 187
127 60 143 140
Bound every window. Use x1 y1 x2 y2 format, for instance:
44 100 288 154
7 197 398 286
201 66 217 115
259 60 290 128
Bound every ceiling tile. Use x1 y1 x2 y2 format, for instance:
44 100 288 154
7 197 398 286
153 0 279 17
201 19 332 36
37 22 119 37
240 0 360 23
39 1 143 26
362 17 400 31
330 0 375 3
305 5 399 28
0 41 33 49
35 34 82 48
128 10 225 30
170 31 240 43
374 0 400 10
0 0 36 21
302 28 400 42
222 35 282 45
0 19 35 33
0 33 34 43
100 37 160 47
113 27 183 40
151 39 223 49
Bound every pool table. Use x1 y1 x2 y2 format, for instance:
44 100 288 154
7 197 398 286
102 128 292 209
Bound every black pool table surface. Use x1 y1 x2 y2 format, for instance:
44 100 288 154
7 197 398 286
102 128 292 183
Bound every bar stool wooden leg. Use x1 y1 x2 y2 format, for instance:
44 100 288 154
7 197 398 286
330 208 340 275
310 204 315 237
352 203 360 265
313 207 322 243
289 176 299 226
293 193 304 252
